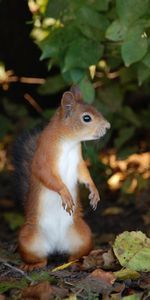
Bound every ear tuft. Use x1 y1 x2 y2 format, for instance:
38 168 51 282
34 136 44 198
70 85 83 102
61 91 75 118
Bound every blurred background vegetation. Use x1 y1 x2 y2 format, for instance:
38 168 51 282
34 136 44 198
0 0 150 239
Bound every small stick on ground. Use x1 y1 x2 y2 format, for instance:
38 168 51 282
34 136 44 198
2 262 33 283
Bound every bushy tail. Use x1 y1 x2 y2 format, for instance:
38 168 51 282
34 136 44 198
12 128 42 205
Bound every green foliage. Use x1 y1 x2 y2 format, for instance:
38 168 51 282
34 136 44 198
31 0 150 90
29 0 150 155
3 212 24 230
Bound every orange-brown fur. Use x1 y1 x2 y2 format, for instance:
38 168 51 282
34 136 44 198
18 86 110 271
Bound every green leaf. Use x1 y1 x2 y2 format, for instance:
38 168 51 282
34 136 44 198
140 107 150 128
76 10 109 41
123 106 141 127
92 0 110 12
3 98 27 117
143 50 150 68
70 68 85 83
45 0 69 18
98 84 123 112
0 280 27 293
113 231 150 272
114 127 135 148
114 268 140 280
42 109 55 120
122 295 141 300
0 114 13 139
116 0 149 25
77 6 109 31
76 22 102 41
38 75 67 95
39 26 79 60
121 25 148 66
64 37 103 71
138 63 150 85
3 212 24 230
106 19 127 41
79 77 95 103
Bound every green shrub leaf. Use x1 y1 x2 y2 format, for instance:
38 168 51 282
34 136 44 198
115 127 135 148
64 37 103 71
79 77 95 103
116 0 149 25
138 63 150 85
121 25 148 66
106 19 127 41
123 106 141 127
38 75 67 95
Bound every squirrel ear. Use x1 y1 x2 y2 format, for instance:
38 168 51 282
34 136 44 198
70 85 83 102
61 91 76 118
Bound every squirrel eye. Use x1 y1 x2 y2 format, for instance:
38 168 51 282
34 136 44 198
82 114 92 123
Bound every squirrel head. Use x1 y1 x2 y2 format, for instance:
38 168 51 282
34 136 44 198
60 86 111 142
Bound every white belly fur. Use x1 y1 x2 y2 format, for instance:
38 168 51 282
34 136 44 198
33 142 82 257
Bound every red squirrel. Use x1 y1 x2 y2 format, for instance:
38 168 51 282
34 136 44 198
13 86 110 271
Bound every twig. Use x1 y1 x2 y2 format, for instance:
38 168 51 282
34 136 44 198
24 93 43 114
2 262 33 283
20 77 45 84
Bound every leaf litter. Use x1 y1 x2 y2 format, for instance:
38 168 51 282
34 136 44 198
0 231 150 299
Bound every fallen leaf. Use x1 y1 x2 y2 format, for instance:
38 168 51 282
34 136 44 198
122 294 141 300
51 260 78 272
82 248 117 271
74 276 112 295
114 268 140 280
22 281 54 300
113 231 150 271
102 207 123 216
22 281 68 300
82 249 104 270
90 269 116 285
65 294 77 300
102 249 118 270
139 272 150 289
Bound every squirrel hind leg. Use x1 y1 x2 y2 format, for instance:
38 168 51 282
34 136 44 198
20 259 47 272
19 223 48 271
68 218 93 261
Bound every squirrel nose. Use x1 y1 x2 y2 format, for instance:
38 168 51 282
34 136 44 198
102 119 111 130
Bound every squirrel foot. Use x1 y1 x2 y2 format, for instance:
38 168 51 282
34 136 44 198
20 259 47 272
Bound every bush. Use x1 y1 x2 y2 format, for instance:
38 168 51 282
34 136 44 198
28 0 150 157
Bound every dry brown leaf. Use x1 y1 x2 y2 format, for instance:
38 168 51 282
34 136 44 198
102 207 123 216
22 281 68 300
82 248 117 271
82 249 105 270
102 249 118 270
90 268 116 285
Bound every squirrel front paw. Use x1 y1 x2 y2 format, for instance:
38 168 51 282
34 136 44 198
88 185 100 210
60 188 75 215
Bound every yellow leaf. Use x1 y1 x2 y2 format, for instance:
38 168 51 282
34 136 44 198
51 260 78 272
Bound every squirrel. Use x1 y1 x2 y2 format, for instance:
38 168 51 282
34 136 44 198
13 86 110 271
